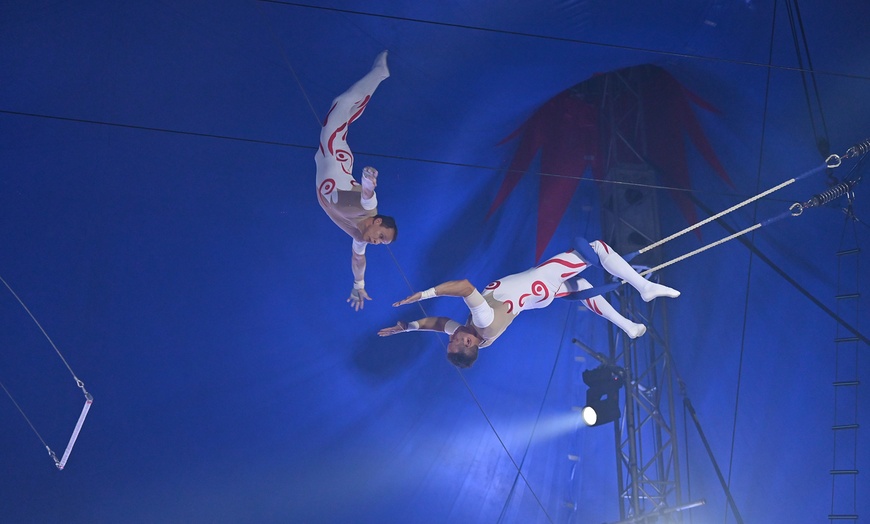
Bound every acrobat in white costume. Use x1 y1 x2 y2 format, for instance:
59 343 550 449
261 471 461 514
315 51 389 210
484 240 680 340
381 239 681 358
314 52 395 311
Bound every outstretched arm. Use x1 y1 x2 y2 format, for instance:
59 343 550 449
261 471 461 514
377 316 458 337
347 250 372 311
392 279 476 307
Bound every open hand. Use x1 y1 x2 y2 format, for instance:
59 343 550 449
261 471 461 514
348 288 372 311
392 292 422 307
378 321 407 337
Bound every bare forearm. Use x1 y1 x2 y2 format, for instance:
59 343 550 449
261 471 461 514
378 316 453 337
413 316 451 332
429 279 475 298
351 252 366 282
392 279 476 308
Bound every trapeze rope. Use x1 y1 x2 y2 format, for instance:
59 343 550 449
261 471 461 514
0 275 93 470
573 137 869 300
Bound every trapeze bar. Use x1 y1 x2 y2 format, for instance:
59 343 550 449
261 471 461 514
55 394 93 470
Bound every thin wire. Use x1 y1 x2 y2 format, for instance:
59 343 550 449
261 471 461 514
0 275 81 385
0 109 294 148
385 247 555 524
256 0 870 82
787 0 831 152
497 303 574 524
252 0 323 127
785 0 821 149
0 109 789 205
724 3 779 522
0 378 52 452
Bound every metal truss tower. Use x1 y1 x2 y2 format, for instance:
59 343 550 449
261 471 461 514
595 67 688 523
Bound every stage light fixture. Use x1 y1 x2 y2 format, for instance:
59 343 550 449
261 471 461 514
581 364 625 427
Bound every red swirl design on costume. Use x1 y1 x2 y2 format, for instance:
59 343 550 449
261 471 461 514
584 298 603 315
518 280 549 307
348 96 371 125
504 300 514 314
319 178 336 196
485 281 501 291
536 256 587 278
335 148 353 175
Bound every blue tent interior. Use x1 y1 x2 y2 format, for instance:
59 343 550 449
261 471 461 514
1 2 868 523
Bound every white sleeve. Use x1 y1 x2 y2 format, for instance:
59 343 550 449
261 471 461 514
463 289 494 328
360 193 378 211
443 319 462 335
352 239 367 255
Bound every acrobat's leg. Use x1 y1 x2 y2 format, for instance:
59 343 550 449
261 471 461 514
492 250 589 313
586 239 680 302
567 277 647 338
317 51 390 179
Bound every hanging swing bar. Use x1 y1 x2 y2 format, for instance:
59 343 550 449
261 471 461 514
55 382 93 470
0 274 94 470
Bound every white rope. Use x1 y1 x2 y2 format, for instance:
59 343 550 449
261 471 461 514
638 223 763 277
639 180 792 254
638 157 839 256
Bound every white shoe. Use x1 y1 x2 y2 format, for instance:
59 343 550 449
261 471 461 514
639 281 680 302
627 323 647 339
372 50 390 79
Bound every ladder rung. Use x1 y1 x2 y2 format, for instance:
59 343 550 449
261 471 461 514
835 293 860 300
833 380 860 387
830 469 859 475
832 424 860 431
828 515 858 520
837 248 860 256
836 337 860 343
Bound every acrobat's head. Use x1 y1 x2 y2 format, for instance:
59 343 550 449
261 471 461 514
361 215 398 245
447 325 481 368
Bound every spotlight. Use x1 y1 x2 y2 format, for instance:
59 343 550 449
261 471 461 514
581 364 625 427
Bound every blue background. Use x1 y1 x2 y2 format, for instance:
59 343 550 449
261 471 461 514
1 1 868 523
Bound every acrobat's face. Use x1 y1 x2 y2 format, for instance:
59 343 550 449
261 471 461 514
448 326 479 353
362 218 395 245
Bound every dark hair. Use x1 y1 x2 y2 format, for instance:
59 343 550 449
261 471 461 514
374 214 398 241
447 346 479 369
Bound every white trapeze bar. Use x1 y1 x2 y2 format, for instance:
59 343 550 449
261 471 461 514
54 392 93 470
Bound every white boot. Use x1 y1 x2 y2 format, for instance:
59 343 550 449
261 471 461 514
372 50 390 79
591 240 680 302
330 51 390 124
